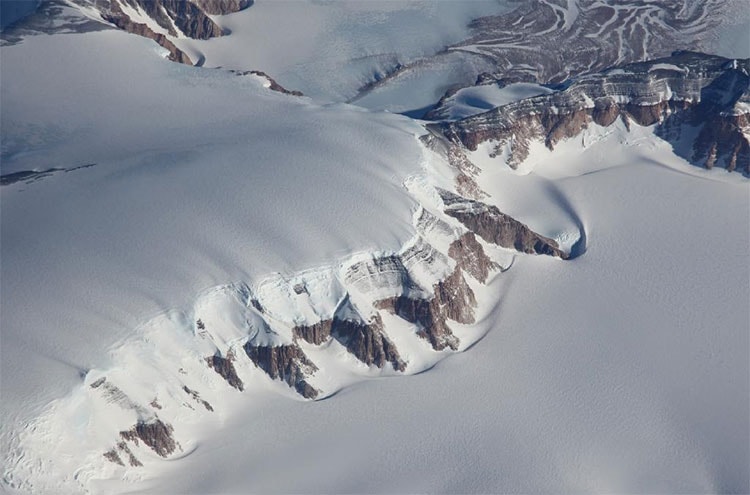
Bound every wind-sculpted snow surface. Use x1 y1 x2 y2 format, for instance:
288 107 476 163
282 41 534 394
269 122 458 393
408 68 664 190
0 26 573 493
1 5 749 494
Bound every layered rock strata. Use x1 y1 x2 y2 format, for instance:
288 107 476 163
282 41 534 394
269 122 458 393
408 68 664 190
440 190 568 259
436 53 749 174
243 344 319 399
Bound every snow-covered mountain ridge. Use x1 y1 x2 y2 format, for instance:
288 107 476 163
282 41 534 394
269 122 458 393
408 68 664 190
436 52 750 174
4 43 748 492
1 2 748 493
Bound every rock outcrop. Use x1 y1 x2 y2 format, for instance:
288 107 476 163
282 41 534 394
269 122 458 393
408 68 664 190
206 352 244 391
376 266 476 352
100 2 193 64
440 190 568 259
120 419 178 458
192 0 253 16
243 343 319 399
292 320 332 345
448 232 499 284
293 310 404 371
332 315 405 371
436 52 750 175
232 70 304 96
74 0 253 66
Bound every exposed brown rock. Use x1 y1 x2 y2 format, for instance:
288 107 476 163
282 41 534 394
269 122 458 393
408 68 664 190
691 110 749 173
591 99 620 127
440 190 568 259
243 343 319 399
332 315 405 371
96 0 252 65
121 0 223 39
232 70 304 96
192 0 253 15
448 232 499 284
293 307 404 371
103 449 124 466
433 267 476 325
438 53 749 175
376 267 475 351
420 132 486 199
120 419 178 458
182 385 214 411
206 352 244 391
292 320 332 345
101 8 193 65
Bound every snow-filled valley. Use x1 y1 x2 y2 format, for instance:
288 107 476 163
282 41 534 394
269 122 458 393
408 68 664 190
1 1 749 493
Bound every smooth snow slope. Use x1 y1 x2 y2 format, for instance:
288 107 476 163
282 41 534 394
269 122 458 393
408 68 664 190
0 29 424 430
176 0 512 102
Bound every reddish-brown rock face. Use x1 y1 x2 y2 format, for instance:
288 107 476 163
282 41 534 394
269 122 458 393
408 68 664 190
192 0 253 15
376 266 476 352
120 419 178 458
206 353 244 391
437 53 750 175
292 320 333 346
293 313 404 371
448 233 499 284
243 343 319 399
332 315 406 372
440 190 568 259
93 0 253 66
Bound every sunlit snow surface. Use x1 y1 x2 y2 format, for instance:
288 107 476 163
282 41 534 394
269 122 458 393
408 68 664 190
1 5 749 495
176 0 512 103
1 29 423 422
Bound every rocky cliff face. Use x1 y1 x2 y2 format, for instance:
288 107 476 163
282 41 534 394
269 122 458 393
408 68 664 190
448 233 499 284
192 0 253 16
332 315 406 371
375 266 476 352
244 343 319 399
436 52 750 175
230 70 304 96
206 353 244 391
71 0 252 65
440 190 569 259
120 419 178 458
100 3 193 64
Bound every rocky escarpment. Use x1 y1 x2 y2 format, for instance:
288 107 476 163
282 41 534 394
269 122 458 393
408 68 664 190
119 419 178 458
9 111 587 481
420 132 486 200
375 266 475 351
192 0 254 15
100 4 192 64
436 52 750 175
440 190 568 259
230 70 304 96
243 343 319 399
206 353 244 391
352 0 736 106
448 233 500 284
294 313 405 372
332 315 405 371
72 0 252 65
